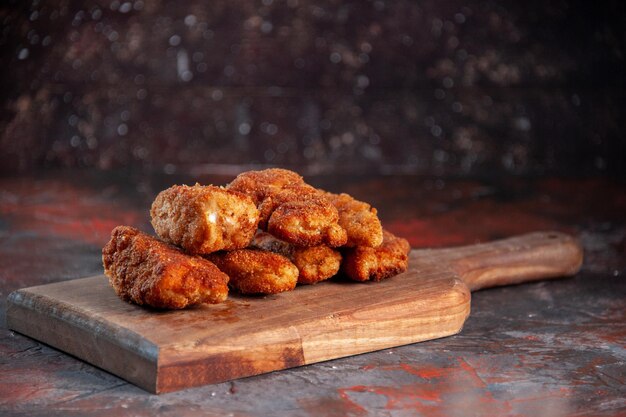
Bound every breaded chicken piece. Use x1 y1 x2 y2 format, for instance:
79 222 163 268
228 169 347 247
150 184 259 255
267 192 346 247
325 192 383 248
226 168 303 206
341 230 411 282
102 226 229 309
207 249 298 294
251 231 342 284
256 183 319 228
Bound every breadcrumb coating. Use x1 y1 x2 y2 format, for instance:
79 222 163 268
325 192 383 248
207 249 298 295
227 169 347 247
102 226 229 309
341 230 411 282
251 231 342 284
150 184 259 254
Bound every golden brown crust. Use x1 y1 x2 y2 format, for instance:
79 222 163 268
227 168 304 206
150 184 259 254
251 231 342 284
102 226 229 309
325 192 383 248
257 183 320 228
341 230 411 282
292 245 342 285
267 196 347 247
227 169 347 247
207 249 298 295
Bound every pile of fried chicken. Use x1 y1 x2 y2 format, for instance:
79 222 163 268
102 168 410 309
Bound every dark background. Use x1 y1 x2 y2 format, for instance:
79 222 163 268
1 2 626 412
1 0 625 177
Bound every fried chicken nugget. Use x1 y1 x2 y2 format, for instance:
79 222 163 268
150 184 259 254
225 168 303 206
102 226 229 309
227 169 347 247
251 231 342 284
207 249 298 295
325 192 383 248
267 192 347 247
341 230 411 282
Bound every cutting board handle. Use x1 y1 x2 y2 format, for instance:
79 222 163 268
434 231 583 291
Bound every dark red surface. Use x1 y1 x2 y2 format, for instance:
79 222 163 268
0 170 624 416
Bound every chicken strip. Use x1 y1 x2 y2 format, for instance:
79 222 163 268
325 192 383 248
150 184 259 255
341 230 411 282
207 249 298 295
251 231 342 284
227 169 347 247
102 226 229 309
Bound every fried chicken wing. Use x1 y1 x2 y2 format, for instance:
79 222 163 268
251 231 342 284
207 249 298 294
102 226 229 309
228 169 347 247
341 230 411 282
325 192 383 248
150 184 259 254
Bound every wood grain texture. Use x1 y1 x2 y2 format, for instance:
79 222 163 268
6 231 582 394
415 231 584 291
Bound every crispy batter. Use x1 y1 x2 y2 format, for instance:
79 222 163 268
325 192 383 248
102 226 229 309
257 183 319 228
228 169 347 247
341 230 411 282
251 231 342 284
267 194 346 247
150 184 259 254
226 168 303 206
207 249 298 294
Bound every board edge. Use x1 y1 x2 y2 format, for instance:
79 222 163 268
7 287 160 394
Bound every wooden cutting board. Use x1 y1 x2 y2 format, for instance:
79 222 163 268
7 231 582 394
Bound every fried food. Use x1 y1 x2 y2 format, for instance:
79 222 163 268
341 230 411 282
251 231 342 284
227 169 347 247
150 184 259 255
207 249 298 294
267 192 347 247
102 226 229 309
225 168 303 206
325 192 383 248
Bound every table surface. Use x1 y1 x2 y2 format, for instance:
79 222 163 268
1 170 624 416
